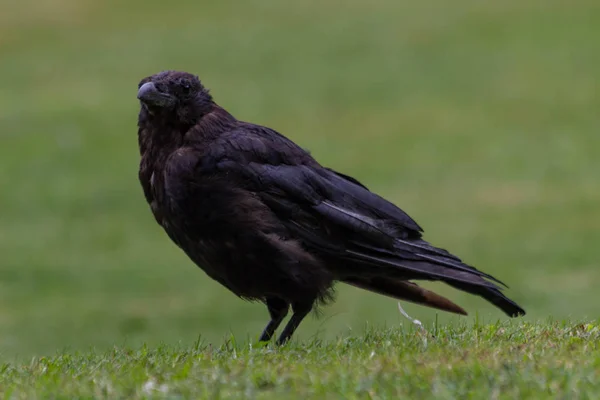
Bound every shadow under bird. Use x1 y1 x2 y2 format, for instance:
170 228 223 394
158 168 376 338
136 70 526 345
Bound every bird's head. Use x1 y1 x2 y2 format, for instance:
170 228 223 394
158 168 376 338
137 70 213 126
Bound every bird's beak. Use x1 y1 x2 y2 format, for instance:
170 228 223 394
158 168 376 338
137 82 174 108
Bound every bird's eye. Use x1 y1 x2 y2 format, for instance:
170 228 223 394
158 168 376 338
180 81 192 95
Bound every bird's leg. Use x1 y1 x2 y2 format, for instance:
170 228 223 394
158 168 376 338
258 297 289 342
276 301 313 345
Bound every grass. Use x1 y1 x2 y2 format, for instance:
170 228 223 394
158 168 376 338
1 320 599 398
0 0 599 396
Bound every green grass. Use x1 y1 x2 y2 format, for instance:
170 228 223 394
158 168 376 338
1 0 599 395
2 321 599 398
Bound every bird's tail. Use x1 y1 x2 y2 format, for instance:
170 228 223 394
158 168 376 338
343 276 468 316
446 281 525 317
342 239 526 318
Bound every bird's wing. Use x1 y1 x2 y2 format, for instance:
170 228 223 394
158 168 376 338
324 167 370 190
203 132 507 291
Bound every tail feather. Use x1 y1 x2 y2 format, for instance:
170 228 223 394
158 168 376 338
341 246 526 317
345 249 500 289
344 276 468 316
448 282 526 317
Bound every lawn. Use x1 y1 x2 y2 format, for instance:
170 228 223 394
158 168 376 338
0 0 599 396
2 321 599 398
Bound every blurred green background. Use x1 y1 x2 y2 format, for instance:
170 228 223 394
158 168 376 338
1 0 598 359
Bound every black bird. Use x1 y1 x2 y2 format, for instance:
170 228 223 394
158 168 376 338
136 70 525 345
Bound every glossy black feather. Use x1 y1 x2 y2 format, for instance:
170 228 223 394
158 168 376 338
137 71 525 344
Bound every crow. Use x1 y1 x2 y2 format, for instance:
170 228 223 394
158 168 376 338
136 70 525 345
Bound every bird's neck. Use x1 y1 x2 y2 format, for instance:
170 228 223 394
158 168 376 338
184 104 237 143
139 123 183 154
